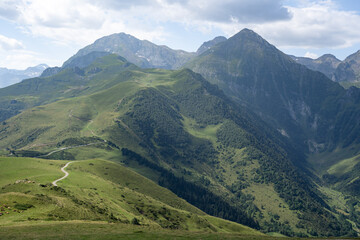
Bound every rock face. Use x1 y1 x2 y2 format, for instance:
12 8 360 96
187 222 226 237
290 54 341 79
333 50 360 82
63 33 195 70
291 51 360 83
196 36 227 55
0 64 48 88
186 29 360 154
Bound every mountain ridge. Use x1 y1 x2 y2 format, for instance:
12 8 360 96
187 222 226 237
0 64 48 88
0 53 357 236
63 32 195 70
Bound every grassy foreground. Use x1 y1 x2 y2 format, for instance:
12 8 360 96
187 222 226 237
1 221 358 240
0 157 265 239
0 221 271 240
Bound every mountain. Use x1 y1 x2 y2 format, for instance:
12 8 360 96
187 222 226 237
186 29 360 154
0 64 48 88
290 54 341 79
0 53 137 122
185 29 360 230
63 33 195 70
41 51 111 77
333 50 360 82
0 53 357 237
196 36 227 55
291 51 360 83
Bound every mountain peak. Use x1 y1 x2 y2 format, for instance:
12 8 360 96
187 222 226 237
232 28 262 40
196 36 227 55
318 54 338 60
228 28 272 49
64 32 195 70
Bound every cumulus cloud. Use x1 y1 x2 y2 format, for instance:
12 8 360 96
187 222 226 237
162 0 291 23
0 50 48 69
0 0 20 20
1 0 360 58
2 0 292 46
304 52 318 59
0 35 24 51
243 1 360 49
92 0 156 10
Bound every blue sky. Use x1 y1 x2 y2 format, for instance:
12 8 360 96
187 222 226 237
0 0 360 69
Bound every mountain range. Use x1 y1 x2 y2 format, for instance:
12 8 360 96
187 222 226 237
0 64 48 88
0 29 359 238
291 51 360 83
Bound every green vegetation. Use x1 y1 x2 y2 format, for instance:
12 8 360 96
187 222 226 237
0 52 359 238
0 221 299 240
0 157 262 238
340 81 360 89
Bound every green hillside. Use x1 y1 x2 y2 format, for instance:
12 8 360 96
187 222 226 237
0 54 138 122
0 157 263 239
186 29 360 235
0 52 357 237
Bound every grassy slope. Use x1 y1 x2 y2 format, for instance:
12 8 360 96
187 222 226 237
0 221 293 240
0 69 351 237
0 157 261 238
307 149 360 235
0 58 357 236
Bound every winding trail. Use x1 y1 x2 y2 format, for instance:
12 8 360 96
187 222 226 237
52 161 73 186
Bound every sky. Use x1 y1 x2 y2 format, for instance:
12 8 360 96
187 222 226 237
0 0 360 69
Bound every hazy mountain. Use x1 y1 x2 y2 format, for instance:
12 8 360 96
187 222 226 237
291 51 360 83
196 36 227 55
0 64 48 88
0 53 137 122
333 50 360 82
41 51 111 77
290 54 341 79
63 33 195 70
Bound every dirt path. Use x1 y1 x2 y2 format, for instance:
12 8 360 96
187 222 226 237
87 120 97 137
43 143 99 157
52 161 73 186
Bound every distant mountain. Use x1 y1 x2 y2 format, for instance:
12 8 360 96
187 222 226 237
333 50 360 82
0 53 137 122
41 51 111 77
0 64 48 88
290 54 341 79
291 51 360 83
196 36 227 55
63 33 195 70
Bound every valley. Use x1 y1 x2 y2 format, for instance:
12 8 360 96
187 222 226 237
0 28 359 239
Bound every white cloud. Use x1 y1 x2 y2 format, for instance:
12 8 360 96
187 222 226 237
160 0 291 23
0 50 48 69
0 34 24 51
2 0 168 47
304 51 318 59
1 0 360 69
239 1 360 49
1 0 292 47
0 0 20 20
